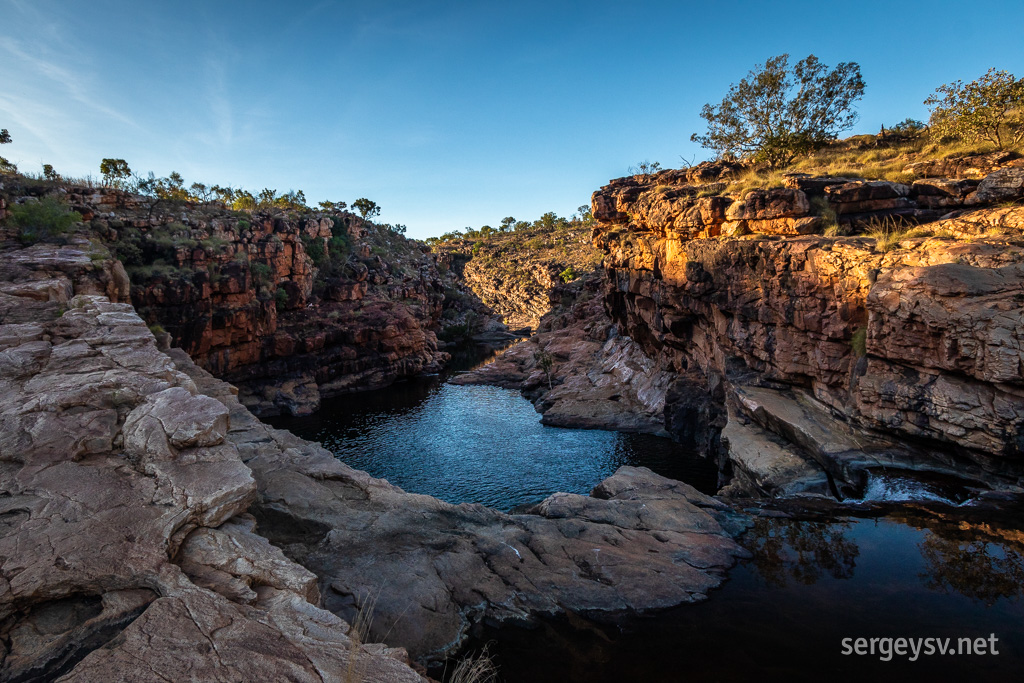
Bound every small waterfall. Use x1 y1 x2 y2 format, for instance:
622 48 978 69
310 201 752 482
860 471 973 505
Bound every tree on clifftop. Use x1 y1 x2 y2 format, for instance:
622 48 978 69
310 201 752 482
0 128 15 174
691 54 865 168
352 198 380 220
100 158 132 187
925 68 1024 150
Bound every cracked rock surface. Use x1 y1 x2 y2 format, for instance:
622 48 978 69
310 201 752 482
0 242 424 682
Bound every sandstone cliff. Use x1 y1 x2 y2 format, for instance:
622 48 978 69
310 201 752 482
435 221 602 331
589 153 1024 499
4 179 460 417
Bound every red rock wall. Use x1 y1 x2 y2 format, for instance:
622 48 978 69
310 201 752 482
63 188 449 416
592 176 1024 459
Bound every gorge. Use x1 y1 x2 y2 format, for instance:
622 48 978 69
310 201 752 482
3 136 1024 681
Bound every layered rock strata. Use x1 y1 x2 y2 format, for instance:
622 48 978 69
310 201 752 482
7 182 453 418
591 165 1024 498
595 153 1024 240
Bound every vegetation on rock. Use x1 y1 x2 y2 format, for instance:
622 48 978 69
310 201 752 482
691 54 866 168
427 208 602 330
8 195 82 244
926 68 1024 150
0 127 14 174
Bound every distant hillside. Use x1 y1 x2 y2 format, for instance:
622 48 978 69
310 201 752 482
429 212 602 331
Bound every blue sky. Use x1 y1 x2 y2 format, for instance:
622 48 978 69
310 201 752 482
3 0 1023 239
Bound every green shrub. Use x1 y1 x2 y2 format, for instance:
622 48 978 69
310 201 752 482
328 233 350 261
274 287 289 310
301 234 328 267
810 196 839 234
250 262 272 290
559 266 577 283
851 326 867 357
9 197 82 244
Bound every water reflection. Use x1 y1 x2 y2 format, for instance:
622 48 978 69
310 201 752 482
917 521 1024 605
742 517 859 587
456 514 1024 682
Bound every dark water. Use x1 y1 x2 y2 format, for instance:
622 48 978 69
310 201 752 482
269 357 717 510
460 510 1024 683
269 347 1024 682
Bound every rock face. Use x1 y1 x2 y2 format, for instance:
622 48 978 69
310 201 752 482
595 153 1024 244
436 221 601 331
12 182 452 418
592 167 1024 497
172 349 748 662
0 241 425 681
453 274 678 435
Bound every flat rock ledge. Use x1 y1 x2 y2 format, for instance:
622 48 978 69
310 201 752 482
172 350 749 661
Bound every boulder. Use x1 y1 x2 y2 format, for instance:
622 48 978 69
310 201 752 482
969 167 1024 204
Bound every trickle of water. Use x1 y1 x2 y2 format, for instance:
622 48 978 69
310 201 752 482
860 471 971 505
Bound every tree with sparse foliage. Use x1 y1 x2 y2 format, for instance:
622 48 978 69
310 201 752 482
691 54 865 168
533 350 554 390
629 160 662 175
42 164 59 181
352 198 380 220
211 185 236 205
925 68 1024 150
318 200 348 213
274 189 307 211
0 128 15 174
100 158 132 187
190 182 211 203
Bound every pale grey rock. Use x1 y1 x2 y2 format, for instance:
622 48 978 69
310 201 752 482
720 404 830 497
172 348 749 662
0 246 427 681
969 167 1024 204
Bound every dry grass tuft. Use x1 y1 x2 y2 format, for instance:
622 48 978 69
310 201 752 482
864 216 913 253
449 646 500 683
344 589 381 683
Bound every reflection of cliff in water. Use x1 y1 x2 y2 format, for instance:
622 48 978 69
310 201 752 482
912 516 1024 605
742 518 859 587
742 512 1024 605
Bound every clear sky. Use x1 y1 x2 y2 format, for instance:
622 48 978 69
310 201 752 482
3 0 1023 239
